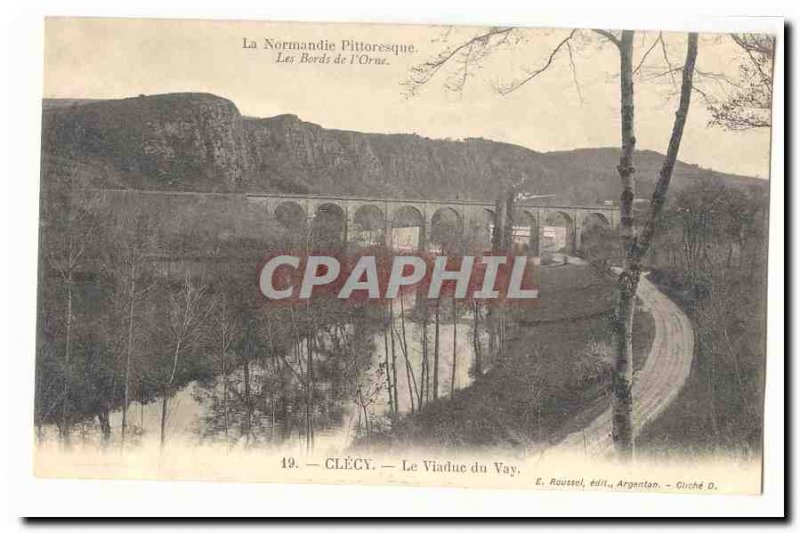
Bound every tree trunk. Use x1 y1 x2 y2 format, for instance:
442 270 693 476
472 302 482 376
61 274 74 445
433 299 440 400
98 406 111 443
160 339 183 449
420 305 430 407
382 306 394 412
486 188 516 363
305 335 313 451
358 392 371 443
609 30 639 460
220 316 230 450
389 302 399 413
451 295 458 397
159 389 169 448
121 261 136 447
610 269 638 458
243 357 252 445
610 31 698 458
281 395 291 441
398 295 417 412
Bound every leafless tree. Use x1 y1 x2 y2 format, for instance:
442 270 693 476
419 304 431 406
432 298 441 400
387 300 400 413
100 200 158 447
404 27 700 458
215 295 236 449
381 305 396 412
471 301 484 376
450 295 459 397
39 158 104 444
708 34 774 130
157 273 214 448
395 295 419 412
355 374 382 443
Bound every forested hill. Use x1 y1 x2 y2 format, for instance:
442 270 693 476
41 93 767 204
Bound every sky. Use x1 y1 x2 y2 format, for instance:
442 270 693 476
43 18 773 178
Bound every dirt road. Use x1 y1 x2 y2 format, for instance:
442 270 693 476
553 273 695 456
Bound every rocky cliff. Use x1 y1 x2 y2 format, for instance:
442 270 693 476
41 93 765 204
42 93 247 191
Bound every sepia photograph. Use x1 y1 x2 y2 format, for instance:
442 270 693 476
3 3 786 519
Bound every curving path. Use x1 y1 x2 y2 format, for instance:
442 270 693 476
553 272 695 456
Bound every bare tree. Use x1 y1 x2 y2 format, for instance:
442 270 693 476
157 273 214 448
100 200 157 447
609 31 698 457
404 27 700 458
39 158 103 444
388 301 400 412
471 301 483 376
432 298 440 400
419 304 431 406
450 295 458 397
355 376 382 443
382 305 396 412
396 295 419 412
708 34 774 130
215 295 236 449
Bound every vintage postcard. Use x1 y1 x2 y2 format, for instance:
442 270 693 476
33 16 778 497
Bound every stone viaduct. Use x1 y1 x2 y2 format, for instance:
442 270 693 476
245 192 620 255
97 189 619 255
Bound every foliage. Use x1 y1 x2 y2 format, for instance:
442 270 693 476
638 180 768 455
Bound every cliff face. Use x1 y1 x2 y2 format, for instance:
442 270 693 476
42 93 247 191
41 93 764 203
240 113 561 201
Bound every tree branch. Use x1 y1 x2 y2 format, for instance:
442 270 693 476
659 34 677 87
497 29 579 95
593 29 621 47
636 33 699 259
633 32 663 75
566 40 584 103
403 27 514 96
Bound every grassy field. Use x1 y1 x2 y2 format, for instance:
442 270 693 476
521 263 619 324
367 263 655 451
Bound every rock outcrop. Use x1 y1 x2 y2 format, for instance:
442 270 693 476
41 92 765 204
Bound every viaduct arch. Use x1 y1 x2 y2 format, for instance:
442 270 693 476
94 189 618 256
254 192 618 255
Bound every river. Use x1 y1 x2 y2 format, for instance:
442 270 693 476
99 294 480 452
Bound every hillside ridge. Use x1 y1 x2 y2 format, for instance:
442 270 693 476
41 93 766 204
